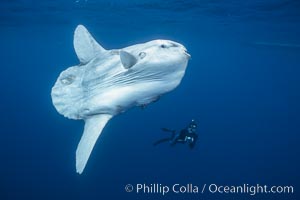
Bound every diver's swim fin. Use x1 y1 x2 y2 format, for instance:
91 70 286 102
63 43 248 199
161 128 176 133
153 138 171 146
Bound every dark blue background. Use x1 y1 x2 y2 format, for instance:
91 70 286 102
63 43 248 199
0 1 299 199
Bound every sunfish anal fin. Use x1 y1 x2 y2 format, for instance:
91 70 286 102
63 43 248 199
76 114 112 174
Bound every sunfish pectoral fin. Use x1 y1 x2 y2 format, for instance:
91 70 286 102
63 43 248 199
74 25 106 64
76 114 113 174
120 50 137 69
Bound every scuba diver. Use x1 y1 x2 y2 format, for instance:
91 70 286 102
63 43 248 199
153 119 198 149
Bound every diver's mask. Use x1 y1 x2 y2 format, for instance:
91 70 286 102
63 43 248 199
188 120 197 133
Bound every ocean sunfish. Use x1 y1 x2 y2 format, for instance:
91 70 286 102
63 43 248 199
51 25 190 174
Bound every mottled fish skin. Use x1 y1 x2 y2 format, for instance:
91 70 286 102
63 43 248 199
51 25 190 174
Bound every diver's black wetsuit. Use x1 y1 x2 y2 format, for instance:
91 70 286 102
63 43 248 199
171 129 198 149
153 120 198 149
186 130 198 149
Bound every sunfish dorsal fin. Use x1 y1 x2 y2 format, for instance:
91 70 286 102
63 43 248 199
74 25 106 64
76 114 112 174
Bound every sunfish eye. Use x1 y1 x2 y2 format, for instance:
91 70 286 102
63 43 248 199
160 44 167 48
139 52 146 59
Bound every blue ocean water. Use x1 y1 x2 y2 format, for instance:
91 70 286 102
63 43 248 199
0 0 299 199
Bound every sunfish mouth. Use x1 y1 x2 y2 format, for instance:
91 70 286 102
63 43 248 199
180 46 191 59
184 50 191 59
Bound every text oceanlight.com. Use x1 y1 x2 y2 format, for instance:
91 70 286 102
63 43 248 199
124 183 294 196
